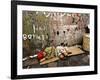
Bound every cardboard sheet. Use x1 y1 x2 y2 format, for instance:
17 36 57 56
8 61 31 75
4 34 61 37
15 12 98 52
40 46 85 65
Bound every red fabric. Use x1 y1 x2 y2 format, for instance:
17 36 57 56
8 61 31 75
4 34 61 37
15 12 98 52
37 51 44 60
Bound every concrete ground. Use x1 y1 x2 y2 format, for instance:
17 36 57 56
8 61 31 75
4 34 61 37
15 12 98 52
23 51 89 69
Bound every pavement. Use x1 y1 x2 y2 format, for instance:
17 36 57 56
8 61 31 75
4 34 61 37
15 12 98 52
23 51 89 69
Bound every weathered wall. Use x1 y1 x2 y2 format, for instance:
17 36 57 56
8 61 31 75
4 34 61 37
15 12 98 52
49 13 89 46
